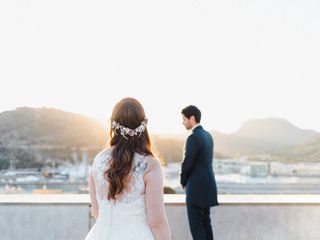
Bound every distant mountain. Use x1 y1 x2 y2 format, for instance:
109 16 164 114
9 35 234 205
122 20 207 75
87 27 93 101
152 132 228 162
292 134 320 161
0 107 107 169
0 108 319 169
152 135 185 164
0 107 107 147
212 118 318 157
234 118 317 146
155 118 318 159
210 130 287 156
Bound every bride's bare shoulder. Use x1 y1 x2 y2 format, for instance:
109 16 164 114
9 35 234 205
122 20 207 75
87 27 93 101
145 155 162 174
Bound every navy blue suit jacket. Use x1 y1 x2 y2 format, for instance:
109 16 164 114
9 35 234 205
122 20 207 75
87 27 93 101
180 125 219 207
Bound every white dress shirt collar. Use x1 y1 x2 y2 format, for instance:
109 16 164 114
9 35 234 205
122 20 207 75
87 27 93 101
191 123 201 131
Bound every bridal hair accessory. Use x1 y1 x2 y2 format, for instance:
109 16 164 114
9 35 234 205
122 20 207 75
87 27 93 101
111 118 148 140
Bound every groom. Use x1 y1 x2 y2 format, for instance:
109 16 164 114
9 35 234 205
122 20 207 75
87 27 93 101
180 105 219 240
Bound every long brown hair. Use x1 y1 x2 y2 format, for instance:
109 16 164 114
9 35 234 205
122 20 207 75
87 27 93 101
105 97 153 200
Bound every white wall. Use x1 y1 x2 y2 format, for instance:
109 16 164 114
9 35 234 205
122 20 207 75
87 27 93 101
1 194 320 240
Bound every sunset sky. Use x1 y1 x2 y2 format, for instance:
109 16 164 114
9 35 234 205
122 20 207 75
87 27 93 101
1 0 319 134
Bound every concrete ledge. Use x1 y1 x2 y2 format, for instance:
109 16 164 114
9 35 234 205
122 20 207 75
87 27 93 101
1 194 320 204
1 194 320 240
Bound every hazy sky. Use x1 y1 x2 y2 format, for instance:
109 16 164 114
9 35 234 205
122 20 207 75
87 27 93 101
1 0 319 134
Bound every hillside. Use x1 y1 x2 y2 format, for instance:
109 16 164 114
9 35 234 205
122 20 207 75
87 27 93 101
0 107 107 169
234 118 317 146
0 108 319 169
292 135 320 161
0 107 107 147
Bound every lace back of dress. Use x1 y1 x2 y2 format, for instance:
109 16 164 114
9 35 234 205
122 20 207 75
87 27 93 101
92 149 148 203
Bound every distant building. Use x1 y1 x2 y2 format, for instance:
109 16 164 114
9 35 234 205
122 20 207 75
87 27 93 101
249 162 269 177
270 162 320 176
213 158 269 177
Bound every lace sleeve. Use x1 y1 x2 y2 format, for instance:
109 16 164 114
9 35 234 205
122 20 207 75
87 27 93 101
91 149 111 201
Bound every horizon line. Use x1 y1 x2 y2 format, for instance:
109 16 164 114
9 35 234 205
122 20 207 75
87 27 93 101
0 105 319 135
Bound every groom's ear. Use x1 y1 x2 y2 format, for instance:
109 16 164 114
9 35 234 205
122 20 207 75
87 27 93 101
190 116 196 123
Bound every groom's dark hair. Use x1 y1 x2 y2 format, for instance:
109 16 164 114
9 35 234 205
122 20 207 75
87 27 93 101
181 105 201 123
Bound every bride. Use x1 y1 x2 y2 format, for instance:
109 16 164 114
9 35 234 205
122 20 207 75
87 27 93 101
85 97 172 240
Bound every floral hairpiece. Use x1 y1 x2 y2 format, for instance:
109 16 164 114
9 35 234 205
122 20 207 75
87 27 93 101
111 118 148 140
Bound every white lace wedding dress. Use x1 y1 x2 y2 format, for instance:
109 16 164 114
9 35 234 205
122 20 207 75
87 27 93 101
85 148 154 240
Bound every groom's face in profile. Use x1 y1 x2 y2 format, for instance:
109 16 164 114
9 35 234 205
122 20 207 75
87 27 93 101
182 114 193 130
